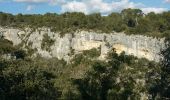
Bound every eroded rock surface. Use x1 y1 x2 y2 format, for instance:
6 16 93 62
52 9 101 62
0 27 165 62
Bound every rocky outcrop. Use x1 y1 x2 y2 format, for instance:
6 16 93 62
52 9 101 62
0 27 165 62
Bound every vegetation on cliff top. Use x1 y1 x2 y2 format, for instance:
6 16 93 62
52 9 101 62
0 8 170 37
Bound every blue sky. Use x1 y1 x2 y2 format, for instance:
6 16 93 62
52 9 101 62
0 0 170 15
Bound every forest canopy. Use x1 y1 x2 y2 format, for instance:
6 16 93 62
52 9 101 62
0 8 170 37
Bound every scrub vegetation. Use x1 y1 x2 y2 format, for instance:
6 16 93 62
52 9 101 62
0 8 170 37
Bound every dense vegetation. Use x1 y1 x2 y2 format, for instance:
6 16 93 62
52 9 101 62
0 8 170 37
160 38 170 99
41 33 55 51
1 37 170 100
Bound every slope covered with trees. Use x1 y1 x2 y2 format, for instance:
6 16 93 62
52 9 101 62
0 8 170 37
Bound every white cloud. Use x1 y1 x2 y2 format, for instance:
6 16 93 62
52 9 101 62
13 0 60 4
12 0 168 15
61 0 142 15
165 0 170 3
141 7 167 14
62 1 87 13
14 0 48 3
26 5 35 11
61 0 168 15
49 0 64 6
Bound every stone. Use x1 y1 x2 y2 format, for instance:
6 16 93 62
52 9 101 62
0 27 165 62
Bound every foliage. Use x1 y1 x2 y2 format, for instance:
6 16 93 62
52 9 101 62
0 9 170 37
0 58 61 100
73 50 161 100
41 34 55 51
0 38 27 59
82 48 101 58
160 38 170 99
0 38 164 100
0 45 163 100
0 39 15 54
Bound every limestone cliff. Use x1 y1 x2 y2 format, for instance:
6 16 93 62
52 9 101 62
0 27 165 62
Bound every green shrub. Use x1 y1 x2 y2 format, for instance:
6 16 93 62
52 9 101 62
0 39 15 54
41 34 55 51
82 48 101 58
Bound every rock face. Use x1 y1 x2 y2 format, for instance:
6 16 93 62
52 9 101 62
0 27 165 62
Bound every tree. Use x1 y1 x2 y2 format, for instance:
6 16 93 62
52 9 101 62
121 8 143 27
0 39 15 55
86 13 103 29
160 37 170 99
0 59 61 100
13 50 26 59
104 13 125 32
73 61 112 100
73 50 145 99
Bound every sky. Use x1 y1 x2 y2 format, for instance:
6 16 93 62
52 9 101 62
0 0 170 15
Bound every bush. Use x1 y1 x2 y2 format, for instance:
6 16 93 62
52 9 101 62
82 48 101 58
41 34 55 51
0 39 15 54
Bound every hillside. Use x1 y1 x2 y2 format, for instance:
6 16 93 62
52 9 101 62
0 8 170 100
